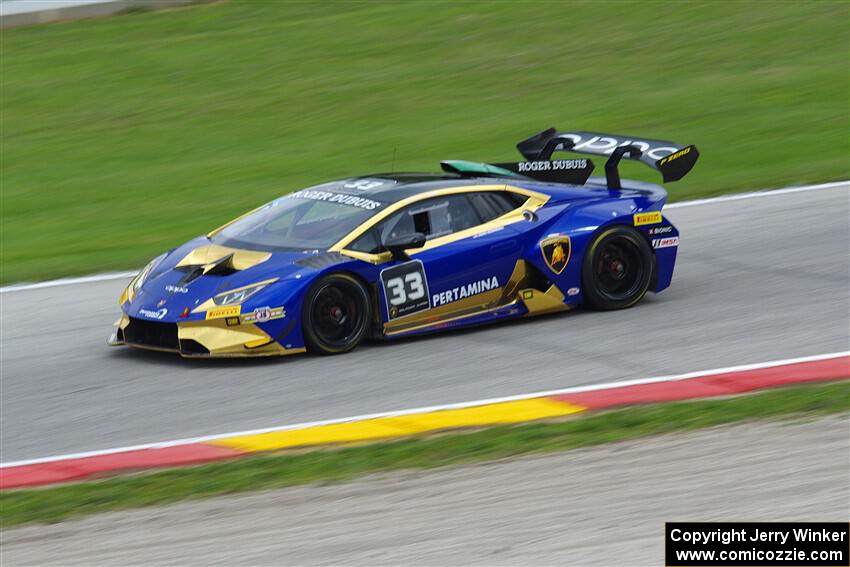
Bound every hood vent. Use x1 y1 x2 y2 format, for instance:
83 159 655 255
175 265 206 285
175 244 271 278
202 253 239 276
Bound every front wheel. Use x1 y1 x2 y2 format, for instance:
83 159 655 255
302 273 371 355
581 226 654 310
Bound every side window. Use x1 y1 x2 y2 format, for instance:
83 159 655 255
348 227 382 254
349 194 484 252
468 191 526 222
381 194 482 242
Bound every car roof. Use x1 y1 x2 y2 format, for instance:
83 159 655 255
289 171 668 210
303 173 519 204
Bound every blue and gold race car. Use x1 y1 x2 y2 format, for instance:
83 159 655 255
110 128 698 357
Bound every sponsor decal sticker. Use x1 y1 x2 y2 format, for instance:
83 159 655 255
472 226 505 239
242 306 286 323
633 212 662 226
432 275 499 307
540 235 571 275
380 260 431 320
656 145 691 166
165 285 189 294
652 236 679 249
206 305 241 320
567 287 580 296
522 290 534 300
517 159 588 173
290 190 383 210
341 179 392 191
139 307 168 320
648 225 673 236
225 317 240 326
554 133 679 162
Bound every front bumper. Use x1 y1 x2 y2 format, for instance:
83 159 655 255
109 314 305 358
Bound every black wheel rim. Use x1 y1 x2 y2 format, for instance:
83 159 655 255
311 281 364 348
594 237 645 301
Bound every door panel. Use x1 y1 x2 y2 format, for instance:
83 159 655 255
382 223 526 335
346 190 536 334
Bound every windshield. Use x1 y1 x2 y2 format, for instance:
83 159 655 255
210 190 385 251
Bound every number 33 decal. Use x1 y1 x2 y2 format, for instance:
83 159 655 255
380 260 431 319
386 272 425 306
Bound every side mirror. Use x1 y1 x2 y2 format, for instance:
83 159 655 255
383 232 426 260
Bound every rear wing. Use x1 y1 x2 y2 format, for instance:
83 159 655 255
441 158 596 185
515 128 699 189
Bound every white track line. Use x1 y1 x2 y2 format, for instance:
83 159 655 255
0 271 137 294
2 350 847 469
1 180 847 294
665 180 848 209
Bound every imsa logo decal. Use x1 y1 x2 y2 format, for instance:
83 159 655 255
540 235 571 275
652 236 679 249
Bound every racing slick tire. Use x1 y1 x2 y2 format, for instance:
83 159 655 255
581 225 654 311
302 273 371 355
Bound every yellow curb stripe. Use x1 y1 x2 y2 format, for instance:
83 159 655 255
210 398 586 453
390 398 585 431
210 420 412 453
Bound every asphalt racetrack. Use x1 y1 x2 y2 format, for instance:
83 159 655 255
1 184 848 462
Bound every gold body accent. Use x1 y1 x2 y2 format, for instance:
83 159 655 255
519 285 570 316
384 288 506 336
176 244 271 272
177 318 302 357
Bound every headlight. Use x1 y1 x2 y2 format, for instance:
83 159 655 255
213 279 276 306
126 253 166 302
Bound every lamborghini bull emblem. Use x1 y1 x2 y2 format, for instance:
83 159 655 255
540 235 571 275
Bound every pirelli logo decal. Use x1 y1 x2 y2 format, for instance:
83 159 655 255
634 212 662 226
206 305 241 320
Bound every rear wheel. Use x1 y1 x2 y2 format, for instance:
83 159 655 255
302 273 371 355
582 226 653 310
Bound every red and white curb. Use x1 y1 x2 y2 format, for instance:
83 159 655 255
1 352 847 490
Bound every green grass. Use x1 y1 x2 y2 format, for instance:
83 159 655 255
1 381 847 528
1 1 848 283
